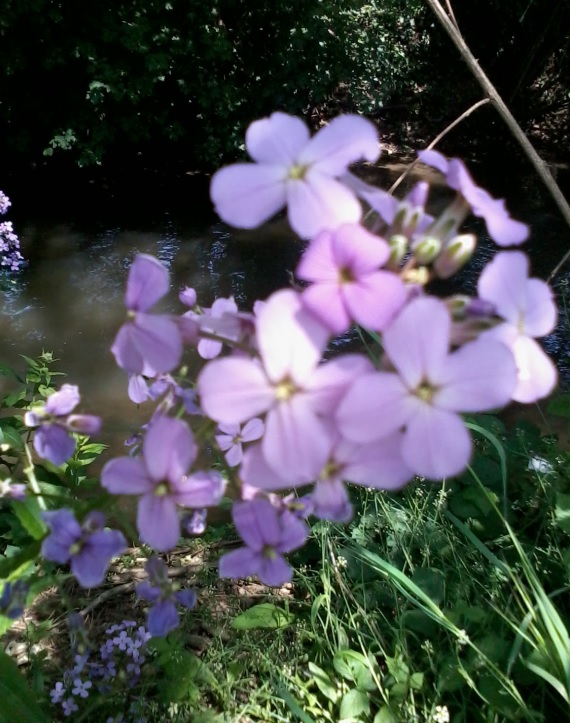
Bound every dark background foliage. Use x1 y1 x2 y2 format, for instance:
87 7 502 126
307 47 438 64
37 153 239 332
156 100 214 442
0 0 567 171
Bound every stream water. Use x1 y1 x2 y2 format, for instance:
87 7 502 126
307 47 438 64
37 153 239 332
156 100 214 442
1 159 569 458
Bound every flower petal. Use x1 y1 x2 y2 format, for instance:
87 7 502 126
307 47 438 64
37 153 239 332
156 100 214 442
147 600 179 637
101 457 153 494
219 547 260 579
125 254 170 312
143 416 196 484
511 336 557 403
137 495 180 552
34 425 76 466
46 384 80 416
210 163 287 229
245 112 310 164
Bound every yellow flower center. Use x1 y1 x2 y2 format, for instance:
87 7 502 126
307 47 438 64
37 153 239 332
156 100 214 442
288 164 308 181
275 378 298 402
154 482 169 497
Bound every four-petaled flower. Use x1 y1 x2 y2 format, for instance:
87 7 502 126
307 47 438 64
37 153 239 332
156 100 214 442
101 416 225 551
41 509 127 588
136 557 197 637
219 498 309 586
111 254 182 374
215 418 265 467
337 297 518 480
24 384 101 466
211 112 380 239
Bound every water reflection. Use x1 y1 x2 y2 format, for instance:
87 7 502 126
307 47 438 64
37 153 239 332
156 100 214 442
1 161 569 458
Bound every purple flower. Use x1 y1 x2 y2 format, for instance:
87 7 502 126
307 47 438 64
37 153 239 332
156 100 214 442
62 698 78 717
111 254 182 374
71 678 92 698
0 479 26 499
0 580 29 619
50 682 66 704
211 112 380 239
418 149 528 246
219 498 309 586
136 557 197 637
102 416 225 551
0 191 12 215
337 297 518 480
183 508 208 535
478 251 557 402
296 223 407 334
41 509 127 588
24 384 101 466
215 418 265 467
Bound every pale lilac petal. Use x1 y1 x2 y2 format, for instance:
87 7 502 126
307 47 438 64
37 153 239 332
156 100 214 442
137 495 180 551
234 498 281 548
147 600 179 637
482 199 529 246
258 554 292 586
477 252 528 323
302 282 352 334
418 149 449 174
524 278 557 337
66 415 102 435
308 353 375 415
197 337 223 359
215 433 235 453
383 297 450 389
298 115 380 174
296 229 339 282
112 314 182 375
403 406 472 480
128 374 150 404
217 422 240 437
240 444 293 491
331 224 390 272
240 418 265 442
179 286 197 307
210 164 287 229
219 547 260 579
343 271 407 331
263 396 332 481
276 512 309 552
143 416 196 484
173 471 226 508
174 589 197 609
511 336 557 403
435 339 517 412
256 289 328 385
101 457 154 494
72 530 127 588
34 425 76 466
340 434 413 490
197 357 274 424
336 372 415 443
136 581 161 603
224 443 243 467
311 479 353 522
245 112 310 164
287 173 362 239
46 384 80 415
125 254 170 312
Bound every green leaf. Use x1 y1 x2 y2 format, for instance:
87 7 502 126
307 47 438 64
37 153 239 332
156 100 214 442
232 602 295 630
0 648 48 722
374 706 397 723
548 394 570 419
0 541 41 580
308 662 339 703
11 500 47 541
333 650 376 691
339 688 370 719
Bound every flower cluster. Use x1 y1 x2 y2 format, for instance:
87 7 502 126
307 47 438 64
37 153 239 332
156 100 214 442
27 111 557 629
50 619 151 720
0 191 24 271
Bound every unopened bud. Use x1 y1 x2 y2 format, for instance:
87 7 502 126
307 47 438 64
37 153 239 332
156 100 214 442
388 234 408 267
434 234 476 279
412 236 441 265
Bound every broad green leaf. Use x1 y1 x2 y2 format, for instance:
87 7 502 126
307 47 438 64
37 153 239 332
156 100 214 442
374 706 397 723
0 648 48 722
339 688 370 719
333 650 376 691
232 602 295 630
12 500 47 540
0 541 41 580
410 567 445 605
308 662 339 703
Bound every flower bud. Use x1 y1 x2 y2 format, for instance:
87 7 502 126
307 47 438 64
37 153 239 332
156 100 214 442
434 234 477 279
388 234 408 267
412 236 442 265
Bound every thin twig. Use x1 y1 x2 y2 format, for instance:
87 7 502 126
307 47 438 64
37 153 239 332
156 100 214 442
425 0 570 280
388 98 491 196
